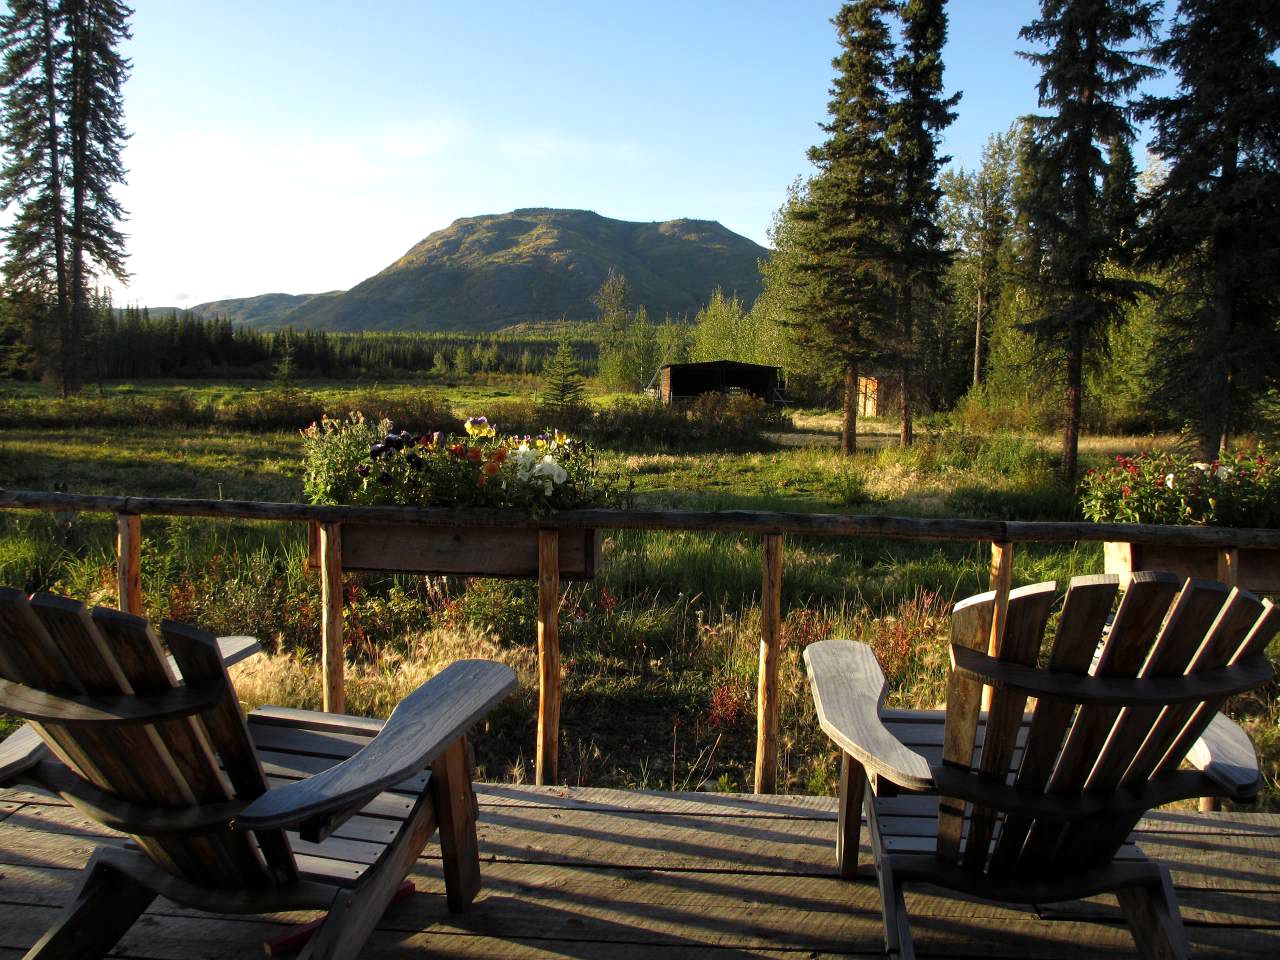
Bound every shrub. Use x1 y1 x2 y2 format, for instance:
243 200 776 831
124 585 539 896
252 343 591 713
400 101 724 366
1079 447 1280 527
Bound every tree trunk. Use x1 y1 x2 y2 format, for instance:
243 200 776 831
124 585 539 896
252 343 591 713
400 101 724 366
972 286 985 388
1205 139 1239 461
1062 319 1082 486
66 3 88 396
841 363 858 456
37 0 70 395
899 283 913 447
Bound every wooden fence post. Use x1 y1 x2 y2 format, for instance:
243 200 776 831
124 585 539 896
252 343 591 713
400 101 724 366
536 529 561 786
983 541 1014 712
755 533 784 794
115 514 142 616
320 522 345 714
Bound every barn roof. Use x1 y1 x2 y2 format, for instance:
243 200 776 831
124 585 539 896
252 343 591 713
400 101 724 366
659 360 781 374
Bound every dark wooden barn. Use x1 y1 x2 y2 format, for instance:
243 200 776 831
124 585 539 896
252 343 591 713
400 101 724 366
656 360 785 405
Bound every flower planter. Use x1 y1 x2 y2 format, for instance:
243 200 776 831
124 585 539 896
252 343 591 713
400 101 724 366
1103 541 1280 594
307 520 602 580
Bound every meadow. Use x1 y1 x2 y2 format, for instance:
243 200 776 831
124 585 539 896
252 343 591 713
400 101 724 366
1 378 1275 806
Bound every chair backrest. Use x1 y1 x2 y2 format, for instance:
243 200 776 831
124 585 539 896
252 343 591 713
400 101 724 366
0 588 297 888
936 573 1277 878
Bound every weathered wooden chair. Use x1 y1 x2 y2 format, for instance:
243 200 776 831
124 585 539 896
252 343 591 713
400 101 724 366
0 587 517 959
805 573 1276 960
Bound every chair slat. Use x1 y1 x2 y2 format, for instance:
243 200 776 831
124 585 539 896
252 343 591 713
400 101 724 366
935 591 993 863
88 606 271 887
960 582 1056 871
1154 600 1280 781
989 575 1118 873
1053 580 1231 870
1018 572 1180 870
163 619 298 885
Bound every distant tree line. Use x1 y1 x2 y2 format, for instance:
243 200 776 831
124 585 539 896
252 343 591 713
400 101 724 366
0 301 596 381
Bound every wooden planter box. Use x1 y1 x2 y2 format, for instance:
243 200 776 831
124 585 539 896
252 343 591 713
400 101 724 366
1103 541 1280 594
307 521 602 580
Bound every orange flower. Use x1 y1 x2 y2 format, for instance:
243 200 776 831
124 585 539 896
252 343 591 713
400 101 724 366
491 447 508 464
447 443 465 457
467 447 483 462
481 460 500 477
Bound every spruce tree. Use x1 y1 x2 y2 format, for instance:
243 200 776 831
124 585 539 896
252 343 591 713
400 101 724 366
1017 0 1158 484
64 0 131 394
790 0 898 455
541 338 586 413
1135 0 1280 457
887 0 958 446
0 0 70 389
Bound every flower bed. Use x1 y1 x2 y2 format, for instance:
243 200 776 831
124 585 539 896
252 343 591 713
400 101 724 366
301 413 620 578
1080 449 1280 591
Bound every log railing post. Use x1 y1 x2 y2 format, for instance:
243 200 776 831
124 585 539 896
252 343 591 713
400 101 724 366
983 541 1014 712
755 533 784 794
115 513 142 616
319 522 345 714
536 529 561 786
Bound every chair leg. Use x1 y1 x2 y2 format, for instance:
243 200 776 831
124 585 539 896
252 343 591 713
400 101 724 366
25 852 157 960
1115 866 1190 960
432 735 482 912
299 784 440 960
876 856 915 960
836 751 866 879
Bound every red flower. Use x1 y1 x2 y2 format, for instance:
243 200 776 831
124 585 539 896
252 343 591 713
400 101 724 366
467 447 483 463
1121 485 1131 498
448 443 465 457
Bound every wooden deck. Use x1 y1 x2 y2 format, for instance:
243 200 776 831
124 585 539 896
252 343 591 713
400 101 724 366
0 783 1277 958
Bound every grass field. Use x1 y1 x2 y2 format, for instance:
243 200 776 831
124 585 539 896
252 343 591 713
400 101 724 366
1 379 1274 806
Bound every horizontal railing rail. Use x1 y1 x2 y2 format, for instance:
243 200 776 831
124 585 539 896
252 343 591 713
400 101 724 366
4 488 1280 547
2 486 1275 804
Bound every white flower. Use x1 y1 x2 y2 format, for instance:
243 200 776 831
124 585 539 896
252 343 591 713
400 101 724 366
532 454 568 486
1165 473 1176 489
1216 465 1233 479
1193 462 1211 473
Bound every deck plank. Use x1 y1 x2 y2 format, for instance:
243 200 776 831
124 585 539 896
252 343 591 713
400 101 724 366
0 785 1278 958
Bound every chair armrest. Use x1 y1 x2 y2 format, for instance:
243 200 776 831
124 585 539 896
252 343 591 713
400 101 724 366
165 635 261 679
0 723 49 783
1187 711 1261 801
237 659 517 831
803 640 933 791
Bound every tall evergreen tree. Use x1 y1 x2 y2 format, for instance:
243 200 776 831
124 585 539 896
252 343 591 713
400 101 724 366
887 0 958 446
1017 0 1158 484
0 0 129 394
64 0 131 394
1135 0 1280 457
0 0 69 388
541 337 585 413
790 0 898 455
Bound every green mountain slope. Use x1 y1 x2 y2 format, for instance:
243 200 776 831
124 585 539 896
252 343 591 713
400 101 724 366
186 292 341 326
214 209 767 332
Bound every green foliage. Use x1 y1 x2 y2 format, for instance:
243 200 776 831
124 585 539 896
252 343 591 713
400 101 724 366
1016 0 1159 481
540 338 586 412
1135 0 1280 458
1080 448 1280 528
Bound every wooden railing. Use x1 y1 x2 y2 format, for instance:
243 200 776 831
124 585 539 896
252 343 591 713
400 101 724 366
3 487 1278 794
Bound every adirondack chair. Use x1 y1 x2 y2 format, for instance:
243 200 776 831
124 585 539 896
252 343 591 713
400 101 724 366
0 588 517 960
805 573 1277 960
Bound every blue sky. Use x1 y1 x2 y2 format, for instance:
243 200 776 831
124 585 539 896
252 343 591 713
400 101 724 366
114 0 1175 307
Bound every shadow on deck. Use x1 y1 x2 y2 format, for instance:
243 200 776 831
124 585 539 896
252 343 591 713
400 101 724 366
1 784 1277 958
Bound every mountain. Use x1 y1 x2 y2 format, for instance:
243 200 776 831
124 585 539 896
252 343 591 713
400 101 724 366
205 209 768 332
186 291 340 326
